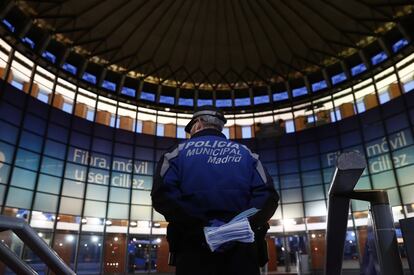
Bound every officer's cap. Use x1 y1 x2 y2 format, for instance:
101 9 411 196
185 106 227 133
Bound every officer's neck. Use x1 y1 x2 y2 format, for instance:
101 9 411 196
190 128 226 139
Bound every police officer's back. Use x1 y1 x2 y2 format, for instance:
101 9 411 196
151 106 279 275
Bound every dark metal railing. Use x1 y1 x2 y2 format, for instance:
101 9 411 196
0 215 75 275
324 151 403 275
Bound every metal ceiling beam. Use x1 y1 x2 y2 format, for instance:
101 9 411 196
88 0 151 60
35 14 76 20
105 0 167 68
72 0 130 45
52 25 92 35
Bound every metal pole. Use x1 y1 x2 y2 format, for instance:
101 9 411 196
370 204 404 275
0 241 37 275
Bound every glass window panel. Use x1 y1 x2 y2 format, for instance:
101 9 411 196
396 165 414 186
34 66 54 97
323 167 335 183
15 149 40 170
0 141 15 164
10 167 37 189
130 205 151 220
62 179 85 198
400 184 414 204
305 201 326 217
44 140 66 159
387 188 401 206
107 203 129 219
11 58 32 85
282 203 303 219
86 184 108 201
19 131 43 152
37 174 61 194
302 171 322 186
354 176 371 190
0 184 5 205
131 190 151 205
65 163 87 182
371 170 396 189
109 187 130 203
368 153 393 174
132 175 152 190
83 201 106 218
303 185 325 201
280 174 301 188
59 197 82 215
6 187 33 209
281 188 302 203
40 157 64 177
0 120 18 143
352 200 370 211
300 157 320 171
0 162 11 184
33 193 58 212
279 160 299 174
77 234 103 273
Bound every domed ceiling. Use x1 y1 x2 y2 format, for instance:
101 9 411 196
1 0 413 111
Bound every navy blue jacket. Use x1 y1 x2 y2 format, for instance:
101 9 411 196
152 129 279 233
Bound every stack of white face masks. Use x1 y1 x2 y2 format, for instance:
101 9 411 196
203 208 259 252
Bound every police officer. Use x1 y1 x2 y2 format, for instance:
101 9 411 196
151 106 279 275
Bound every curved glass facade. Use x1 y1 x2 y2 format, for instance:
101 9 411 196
1 37 414 274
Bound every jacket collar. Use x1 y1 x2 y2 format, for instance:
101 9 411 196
190 128 227 139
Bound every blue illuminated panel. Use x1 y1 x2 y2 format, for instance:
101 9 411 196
198 99 213 106
82 72 97 84
371 52 387 65
351 63 367 76
2 19 15 32
140 91 155 101
159 95 174 105
178 98 193 106
42 51 56 63
292 87 307 97
331 72 347 85
312 80 327 92
392 39 409 53
21 37 35 49
121 87 135 97
102 80 116 91
234 97 251 107
216 99 232 107
62 63 77 75
254 95 270 105
273 91 289 101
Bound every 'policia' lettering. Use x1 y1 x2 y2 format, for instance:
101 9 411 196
184 140 243 164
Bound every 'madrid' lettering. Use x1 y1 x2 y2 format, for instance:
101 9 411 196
207 155 242 164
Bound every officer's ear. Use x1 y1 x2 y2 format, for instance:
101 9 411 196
190 118 203 135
